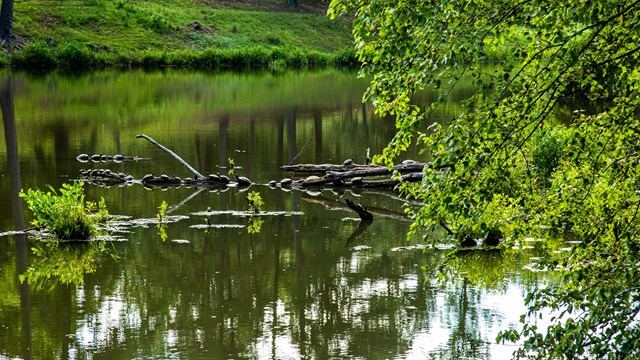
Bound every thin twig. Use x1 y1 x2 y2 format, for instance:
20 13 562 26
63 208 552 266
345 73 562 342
289 137 313 165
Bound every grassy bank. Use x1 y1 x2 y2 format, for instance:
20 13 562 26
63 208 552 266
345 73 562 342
4 0 356 69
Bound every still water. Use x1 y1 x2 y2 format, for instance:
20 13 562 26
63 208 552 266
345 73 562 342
0 69 547 359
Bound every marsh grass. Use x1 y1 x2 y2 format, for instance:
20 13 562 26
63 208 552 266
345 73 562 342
20 181 109 240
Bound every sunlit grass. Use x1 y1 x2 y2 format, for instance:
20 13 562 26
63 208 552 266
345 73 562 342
10 0 354 68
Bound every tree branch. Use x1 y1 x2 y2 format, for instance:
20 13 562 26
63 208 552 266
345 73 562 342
136 134 205 180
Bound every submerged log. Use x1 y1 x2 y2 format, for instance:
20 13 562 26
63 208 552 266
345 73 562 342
302 194 409 222
345 198 374 221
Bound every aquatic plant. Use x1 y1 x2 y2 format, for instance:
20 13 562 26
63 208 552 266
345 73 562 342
247 191 264 214
156 200 169 241
20 181 109 240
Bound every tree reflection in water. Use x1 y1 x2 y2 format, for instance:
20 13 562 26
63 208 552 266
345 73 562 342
20 240 114 291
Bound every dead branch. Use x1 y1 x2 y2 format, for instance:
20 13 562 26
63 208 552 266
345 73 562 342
345 198 374 221
136 134 205 180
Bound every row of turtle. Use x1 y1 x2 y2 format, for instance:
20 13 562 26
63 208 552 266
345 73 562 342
76 154 137 163
268 175 365 188
79 168 252 187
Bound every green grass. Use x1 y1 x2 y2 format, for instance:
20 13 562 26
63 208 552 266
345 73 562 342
7 0 355 69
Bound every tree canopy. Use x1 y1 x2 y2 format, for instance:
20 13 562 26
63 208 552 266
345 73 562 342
329 0 640 358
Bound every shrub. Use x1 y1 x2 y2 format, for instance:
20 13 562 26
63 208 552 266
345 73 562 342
148 11 169 34
56 42 94 70
13 41 56 68
531 127 568 181
20 181 109 240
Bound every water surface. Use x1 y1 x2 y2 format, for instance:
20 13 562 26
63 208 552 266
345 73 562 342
0 69 546 359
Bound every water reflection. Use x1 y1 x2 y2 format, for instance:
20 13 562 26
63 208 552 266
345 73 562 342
0 69 548 359
1 72 32 360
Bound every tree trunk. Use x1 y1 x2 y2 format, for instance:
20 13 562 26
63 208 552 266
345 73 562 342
287 0 299 8
0 0 14 41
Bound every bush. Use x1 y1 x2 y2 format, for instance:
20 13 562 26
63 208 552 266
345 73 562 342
20 181 109 240
56 42 94 70
531 127 568 181
13 41 56 68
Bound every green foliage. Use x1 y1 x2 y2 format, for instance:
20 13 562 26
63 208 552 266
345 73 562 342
20 181 108 240
13 41 56 68
9 0 354 70
227 157 235 175
331 0 640 357
157 200 168 241
531 127 569 181
247 191 264 214
246 191 265 234
56 42 93 70
247 216 264 234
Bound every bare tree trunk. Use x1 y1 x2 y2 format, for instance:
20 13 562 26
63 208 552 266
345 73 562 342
0 0 14 41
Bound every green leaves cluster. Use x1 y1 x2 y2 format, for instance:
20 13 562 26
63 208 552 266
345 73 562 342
330 0 640 357
247 191 265 234
157 200 169 241
20 181 109 240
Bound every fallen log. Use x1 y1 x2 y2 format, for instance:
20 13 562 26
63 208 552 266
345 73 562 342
78 169 250 189
299 171 424 188
281 161 429 174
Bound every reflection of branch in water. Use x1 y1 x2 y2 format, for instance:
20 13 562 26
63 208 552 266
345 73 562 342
166 188 205 214
345 219 373 248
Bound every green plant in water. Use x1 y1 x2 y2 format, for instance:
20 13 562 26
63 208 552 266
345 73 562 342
245 191 264 234
247 216 264 234
157 200 169 241
247 191 264 214
227 157 235 175
20 181 108 240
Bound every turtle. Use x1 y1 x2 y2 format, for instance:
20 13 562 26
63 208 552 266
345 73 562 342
235 174 252 186
76 154 90 162
280 178 293 186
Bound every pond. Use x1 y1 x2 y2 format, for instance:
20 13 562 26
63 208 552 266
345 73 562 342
0 69 549 359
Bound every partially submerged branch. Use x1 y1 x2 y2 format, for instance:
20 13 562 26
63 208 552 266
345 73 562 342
136 134 205 180
345 198 374 221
